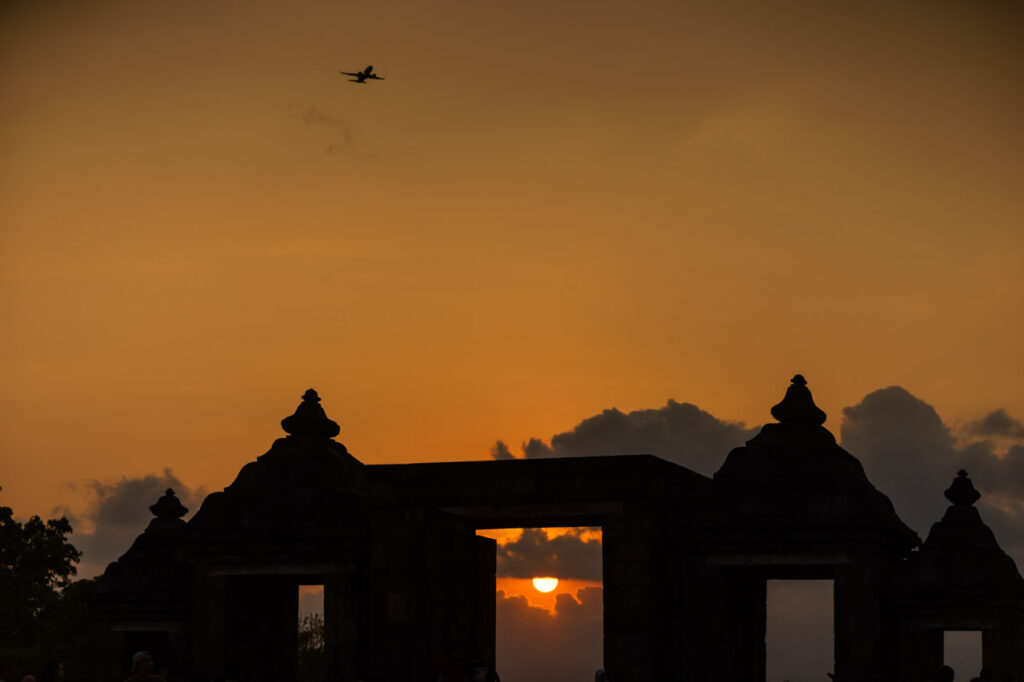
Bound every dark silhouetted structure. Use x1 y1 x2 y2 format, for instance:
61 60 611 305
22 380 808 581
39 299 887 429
93 378 1024 682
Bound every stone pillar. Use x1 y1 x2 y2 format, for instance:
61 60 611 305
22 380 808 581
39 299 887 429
983 620 1024 682
325 562 367 681
94 622 126 682
224 576 298 682
602 505 668 682
672 556 723 682
369 512 428 681
897 622 942 682
192 572 227 674
719 570 767 682
834 555 885 682
474 534 497 662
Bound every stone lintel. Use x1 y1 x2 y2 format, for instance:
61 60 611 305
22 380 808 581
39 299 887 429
706 552 852 567
442 501 624 528
910 617 997 630
208 563 341 576
111 622 181 632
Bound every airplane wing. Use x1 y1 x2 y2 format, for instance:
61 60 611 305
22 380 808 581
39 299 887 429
339 71 361 76
367 74 384 80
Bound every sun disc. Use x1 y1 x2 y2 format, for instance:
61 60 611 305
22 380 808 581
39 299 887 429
532 577 558 593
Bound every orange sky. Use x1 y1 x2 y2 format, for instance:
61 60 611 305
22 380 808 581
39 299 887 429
2 0 1022 520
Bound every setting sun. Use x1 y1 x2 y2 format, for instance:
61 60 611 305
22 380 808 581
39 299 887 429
532 577 559 593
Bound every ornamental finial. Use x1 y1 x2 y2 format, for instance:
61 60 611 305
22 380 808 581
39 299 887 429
281 388 341 438
149 488 188 519
945 469 981 506
770 374 827 425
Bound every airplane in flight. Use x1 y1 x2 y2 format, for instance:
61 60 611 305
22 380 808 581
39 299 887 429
340 65 385 83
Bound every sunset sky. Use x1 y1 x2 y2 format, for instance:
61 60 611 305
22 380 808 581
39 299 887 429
2 1 1022 679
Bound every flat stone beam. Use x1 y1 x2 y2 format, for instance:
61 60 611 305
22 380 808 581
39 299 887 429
368 455 710 524
438 502 625 528
208 563 337 576
110 622 181 632
706 552 853 566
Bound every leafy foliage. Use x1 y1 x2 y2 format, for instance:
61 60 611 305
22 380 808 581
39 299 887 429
297 612 325 680
0 488 90 675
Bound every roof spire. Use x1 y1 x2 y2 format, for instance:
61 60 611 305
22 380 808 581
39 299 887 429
281 388 341 438
770 374 827 425
945 469 981 506
149 488 188 519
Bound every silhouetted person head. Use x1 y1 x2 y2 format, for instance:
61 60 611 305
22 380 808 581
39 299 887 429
130 651 154 677
438 643 472 682
937 666 955 682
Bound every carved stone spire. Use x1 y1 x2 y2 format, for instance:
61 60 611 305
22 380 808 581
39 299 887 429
945 469 981 506
770 374 827 425
149 488 188 519
281 388 341 438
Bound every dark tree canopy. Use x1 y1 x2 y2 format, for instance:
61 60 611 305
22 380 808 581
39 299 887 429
0 486 86 669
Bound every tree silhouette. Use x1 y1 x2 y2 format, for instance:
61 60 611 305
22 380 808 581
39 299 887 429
297 612 325 679
0 486 84 671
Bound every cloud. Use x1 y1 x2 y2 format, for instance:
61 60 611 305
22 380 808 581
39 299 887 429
496 587 603 682
496 528 602 581
489 386 1024 584
294 104 361 158
963 408 1024 439
298 105 352 138
492 399 757 477
838 386 957 534
489 387 1024 680
839 387 1024 567
58 468 205 578
490 440 516 460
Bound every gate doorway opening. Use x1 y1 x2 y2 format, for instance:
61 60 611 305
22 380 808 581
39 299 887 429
221 574 328 682
477 527 603 682
943 631 982 681
298 584 325 681
766 580 835 682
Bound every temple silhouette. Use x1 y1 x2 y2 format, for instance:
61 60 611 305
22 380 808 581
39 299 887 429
93 377 1024 681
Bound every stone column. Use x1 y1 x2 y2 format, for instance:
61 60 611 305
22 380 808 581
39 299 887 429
325 562 366 681
602 505 668 682
983 619 1024 682
834 555 885 681
94 622 126 682
474 534 497 662
671 556 723 682
896 622 942 682
191 572 227 674
224 575 297 682
718 569 767 682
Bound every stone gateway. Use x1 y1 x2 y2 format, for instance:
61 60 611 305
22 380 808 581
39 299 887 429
94 378 1024 681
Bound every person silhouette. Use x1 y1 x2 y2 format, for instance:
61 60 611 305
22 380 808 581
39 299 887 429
937 665 955 682
125 651 165 682
437 643 471 682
